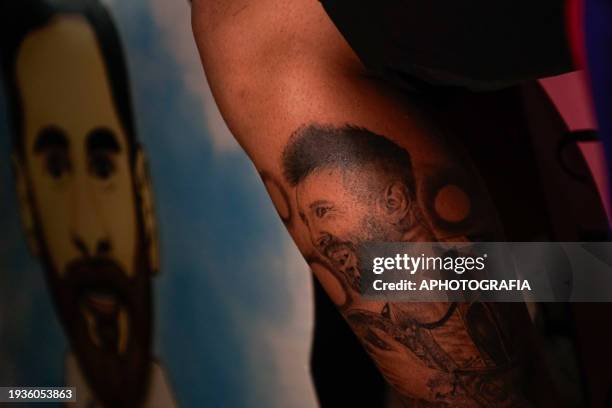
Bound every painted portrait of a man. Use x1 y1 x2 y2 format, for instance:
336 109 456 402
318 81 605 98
1 1 175 406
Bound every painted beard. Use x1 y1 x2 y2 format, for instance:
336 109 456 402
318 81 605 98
45 252 152 408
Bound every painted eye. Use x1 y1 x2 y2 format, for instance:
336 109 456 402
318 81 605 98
90 154 116 179
46 151 71 179
34 126 70 179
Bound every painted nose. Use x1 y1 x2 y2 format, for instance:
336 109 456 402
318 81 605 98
71 235 112 257
70 173 108 257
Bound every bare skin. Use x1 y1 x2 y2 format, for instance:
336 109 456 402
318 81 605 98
192 0 560 405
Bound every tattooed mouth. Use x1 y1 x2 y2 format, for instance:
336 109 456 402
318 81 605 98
323 242 357 267
323 242 361 290
327 245 353 267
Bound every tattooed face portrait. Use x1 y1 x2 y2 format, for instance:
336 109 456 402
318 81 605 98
283 125 429 290
281 125 524 406
3 5 158 406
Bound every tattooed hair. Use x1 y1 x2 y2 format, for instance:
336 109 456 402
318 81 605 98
282 124 417 200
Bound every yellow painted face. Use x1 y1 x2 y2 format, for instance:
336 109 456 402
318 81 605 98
16 15 137 278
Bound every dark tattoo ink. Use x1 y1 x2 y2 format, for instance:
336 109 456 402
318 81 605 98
420 168 479 235
260 171 292 223
307 257 352 309
280 124 532 407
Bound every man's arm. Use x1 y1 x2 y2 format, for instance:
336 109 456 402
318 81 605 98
192 0 557 405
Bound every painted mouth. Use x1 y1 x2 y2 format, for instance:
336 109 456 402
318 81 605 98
85 291 119 316
80 290 129 355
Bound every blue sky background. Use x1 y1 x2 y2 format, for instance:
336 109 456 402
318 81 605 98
0 1 316 406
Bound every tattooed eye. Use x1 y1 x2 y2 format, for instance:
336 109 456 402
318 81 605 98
315 206 331 218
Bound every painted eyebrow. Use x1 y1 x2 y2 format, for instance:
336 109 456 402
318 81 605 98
86 127 121 154
33 126 68 153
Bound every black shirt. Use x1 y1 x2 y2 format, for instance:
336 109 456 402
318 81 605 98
320 0 574 91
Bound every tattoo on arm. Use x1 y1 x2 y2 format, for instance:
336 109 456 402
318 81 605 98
268 124 538 407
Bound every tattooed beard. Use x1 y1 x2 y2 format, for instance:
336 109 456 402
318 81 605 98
320 214 393 293
280 124 537 407
317 204 523 406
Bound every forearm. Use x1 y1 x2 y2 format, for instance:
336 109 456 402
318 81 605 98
192 1 557 405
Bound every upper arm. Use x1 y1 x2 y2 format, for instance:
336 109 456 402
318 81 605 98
192 0 500 242
191 1 553 405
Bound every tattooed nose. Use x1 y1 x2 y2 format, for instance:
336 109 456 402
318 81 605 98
316 233 332 251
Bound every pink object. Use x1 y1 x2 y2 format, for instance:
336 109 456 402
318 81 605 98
540 71 610 224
